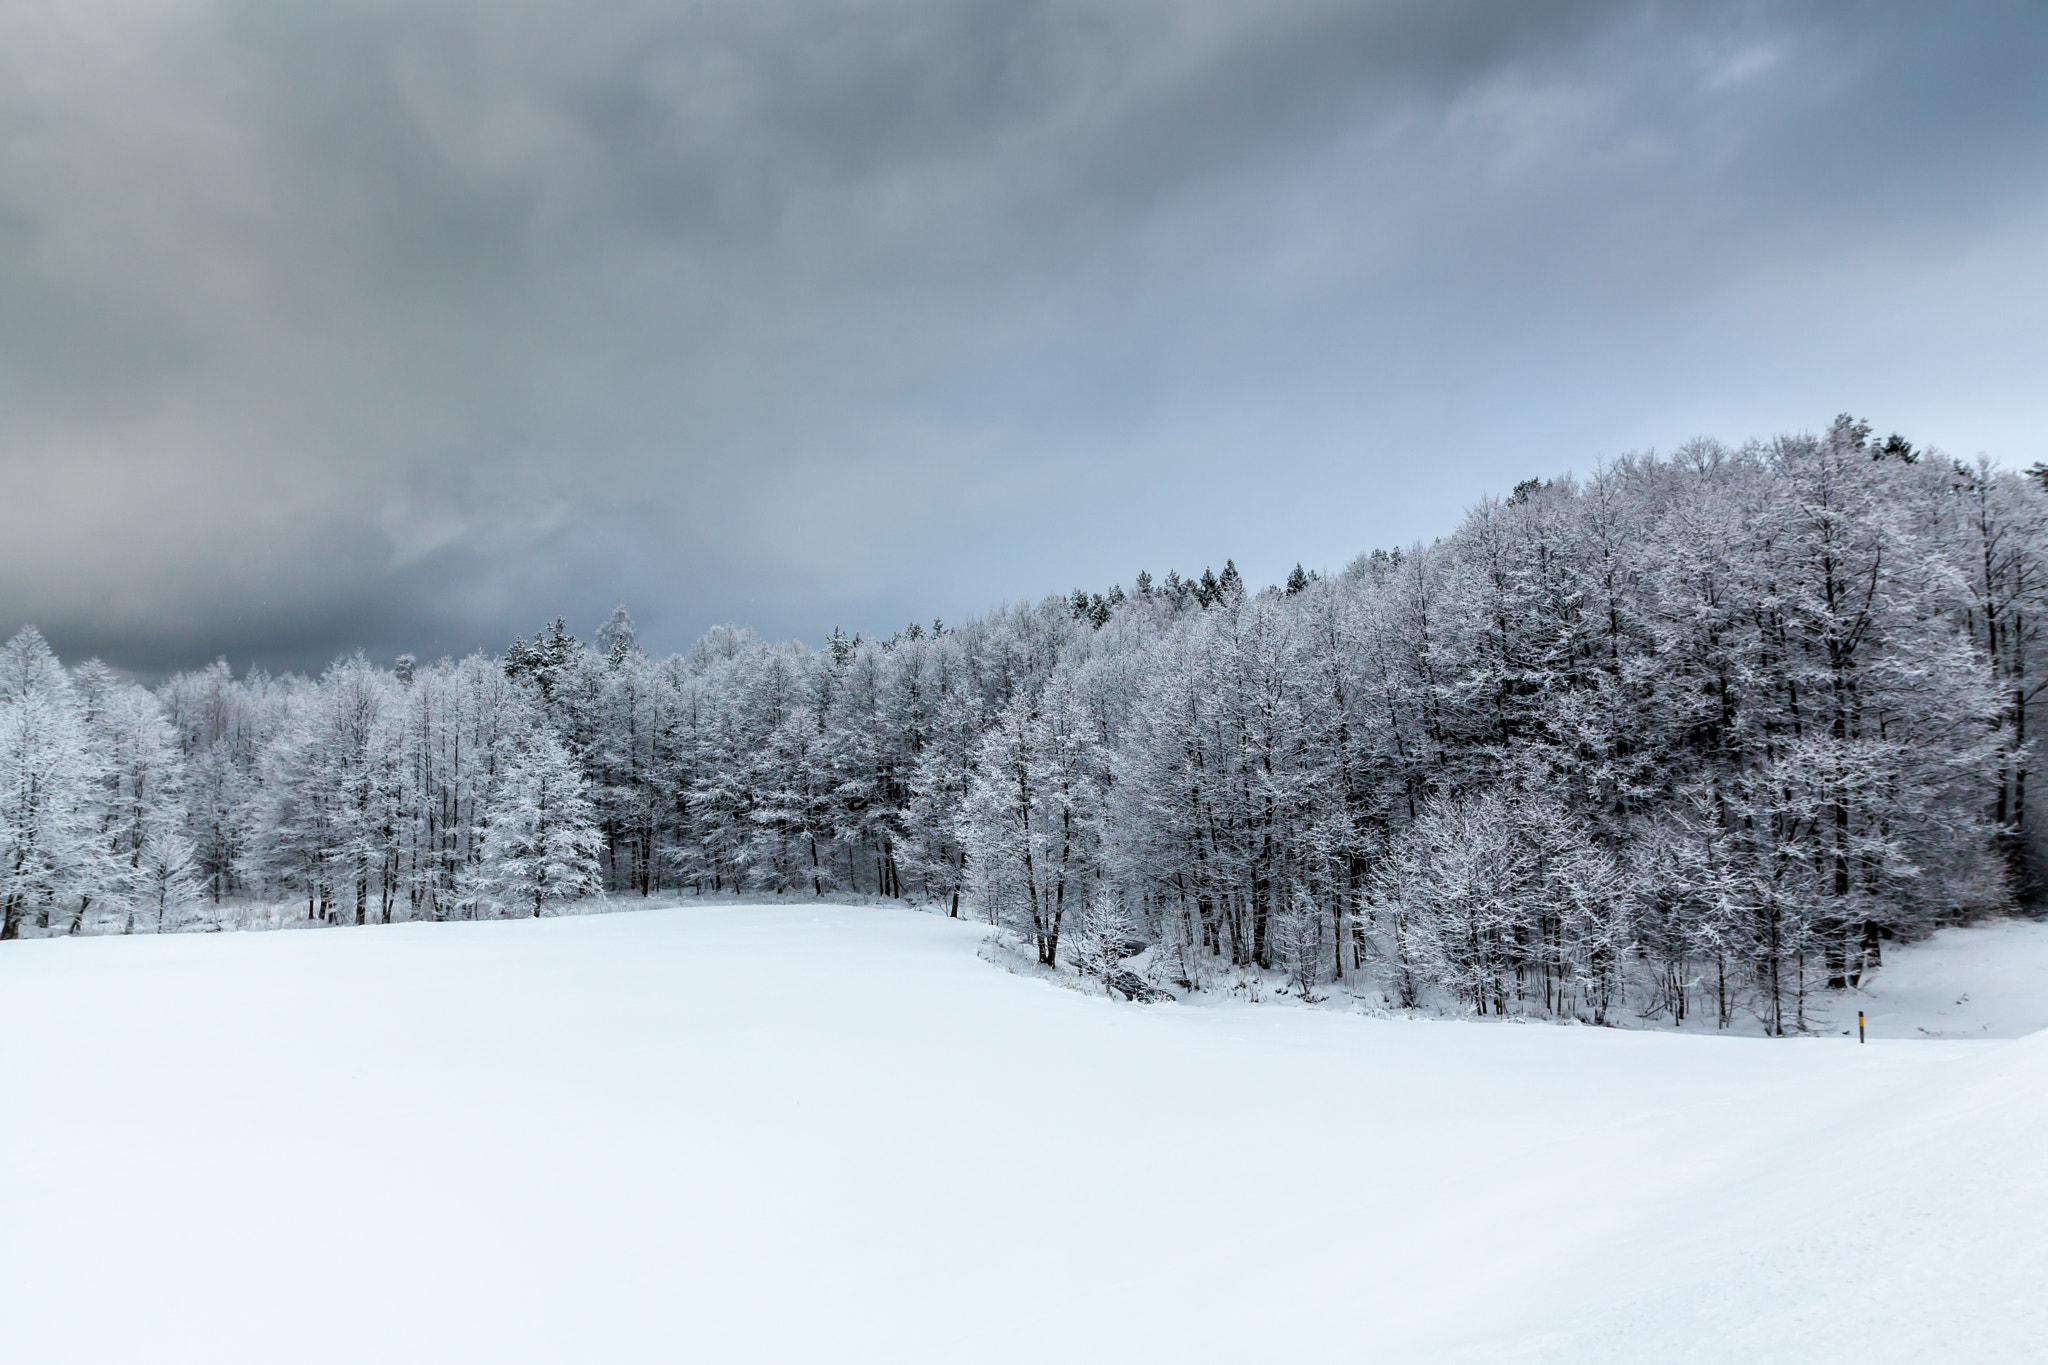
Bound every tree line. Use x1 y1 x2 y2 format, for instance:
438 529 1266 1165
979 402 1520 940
4 417 2043 1031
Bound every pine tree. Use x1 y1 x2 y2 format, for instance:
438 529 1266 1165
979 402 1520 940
465 729 604 917
596 605 639 666
506 619 582 702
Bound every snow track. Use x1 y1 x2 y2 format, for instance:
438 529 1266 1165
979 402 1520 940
2 903 2041 1363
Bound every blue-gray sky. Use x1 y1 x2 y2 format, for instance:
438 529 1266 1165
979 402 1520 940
3 0 2045 675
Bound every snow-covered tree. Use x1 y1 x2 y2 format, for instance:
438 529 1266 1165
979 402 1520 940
1064 891 1138 991
133 829 201 934
3 416 2037 1041
465 730 604 918
0 629 111 938
958 669 1103 965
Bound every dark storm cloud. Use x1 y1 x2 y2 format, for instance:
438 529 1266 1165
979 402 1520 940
3 1 2045 675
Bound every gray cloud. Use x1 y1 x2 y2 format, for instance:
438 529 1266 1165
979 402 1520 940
3 0 2045 675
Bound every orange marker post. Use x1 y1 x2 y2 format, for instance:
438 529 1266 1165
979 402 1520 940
1858 1010 1865 1044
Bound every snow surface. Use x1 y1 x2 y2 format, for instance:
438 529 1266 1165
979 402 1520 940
1849 918 2048 1039
3 904 2044 1363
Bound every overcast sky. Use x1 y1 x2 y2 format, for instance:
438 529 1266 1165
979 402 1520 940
4 0 2045 675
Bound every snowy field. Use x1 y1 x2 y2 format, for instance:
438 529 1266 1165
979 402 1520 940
4 904 2044 1363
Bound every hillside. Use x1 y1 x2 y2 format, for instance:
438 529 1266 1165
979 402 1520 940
2 904 2042 1363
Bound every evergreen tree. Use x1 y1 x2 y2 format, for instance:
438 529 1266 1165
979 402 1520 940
596 605 639 665
506 618 582 701
1217 559 1244 603
465 730 604 917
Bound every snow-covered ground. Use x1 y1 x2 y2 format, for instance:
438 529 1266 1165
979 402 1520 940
1850 918 2048 1039
3 904 2043 1363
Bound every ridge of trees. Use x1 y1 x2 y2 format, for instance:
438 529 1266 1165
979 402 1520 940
3 417 2042 1032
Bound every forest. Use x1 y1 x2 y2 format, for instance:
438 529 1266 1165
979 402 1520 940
4 417 2044 1033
